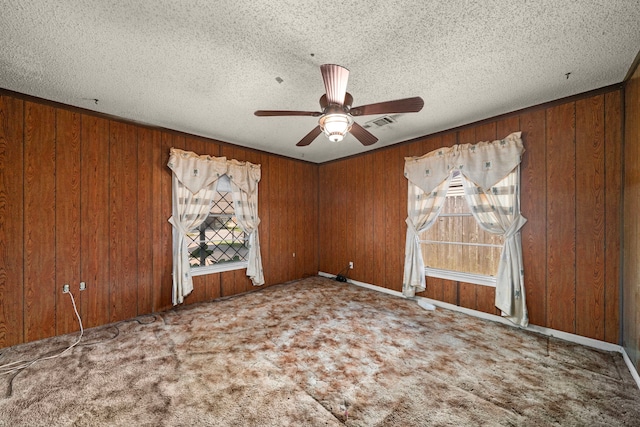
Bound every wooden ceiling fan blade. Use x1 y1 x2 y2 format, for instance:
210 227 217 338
296 126 323 146
350 96 424 116
350 122 378 146
255 110 322 117
320 64 349 106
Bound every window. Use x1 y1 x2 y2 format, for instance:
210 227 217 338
419 172 502 286
168 148 264 305
403 132 526 324
186 175 248 276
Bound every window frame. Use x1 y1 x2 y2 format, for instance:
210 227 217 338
424 267 496 287
191 260 248 276
420 172 500 287
188 175 248 276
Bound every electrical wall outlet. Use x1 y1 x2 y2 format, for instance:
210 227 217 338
79 281 86 291
62 284 70 293
349 261 354 269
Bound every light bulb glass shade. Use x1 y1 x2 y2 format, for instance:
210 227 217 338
319 113 353 142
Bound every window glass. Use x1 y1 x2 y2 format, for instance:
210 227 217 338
186 176 248 270
419 172 502 277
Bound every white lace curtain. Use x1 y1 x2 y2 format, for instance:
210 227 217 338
403 132 529 326
167 148 264 305
403 176 451 298
227 159 264 287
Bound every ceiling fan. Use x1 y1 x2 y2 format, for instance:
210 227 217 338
254 64 425 147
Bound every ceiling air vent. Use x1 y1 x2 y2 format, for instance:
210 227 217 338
362 115 397 129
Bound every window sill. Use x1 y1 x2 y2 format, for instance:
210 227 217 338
425 267 496 287
191 261 248 276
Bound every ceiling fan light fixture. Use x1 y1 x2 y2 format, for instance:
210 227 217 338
254 64 421 147
319 113 353 142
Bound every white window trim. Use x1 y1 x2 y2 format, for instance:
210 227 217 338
424 267 496 287
191 260 248 276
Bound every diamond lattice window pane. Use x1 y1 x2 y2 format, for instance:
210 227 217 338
187 192 249 267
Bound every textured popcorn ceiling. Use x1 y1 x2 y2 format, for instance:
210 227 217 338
1 1 639 163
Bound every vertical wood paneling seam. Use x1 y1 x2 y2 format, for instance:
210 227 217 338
78 114 83 313
617 89 626 344
544 107 551 327
133 126 138 311
617 91 624 343
542 113 549 328
618 87 625 343
454 132 460 309
21 99 25 344
151 135 155 308
572 103 577 333
544 108 552 327
134 127 140 315
544 107 548 324
106 120 111 322
150 132 156 309
53 108 57 334
603 96 609 342
544 108 551 327
20 99 26 342
316 165 320 275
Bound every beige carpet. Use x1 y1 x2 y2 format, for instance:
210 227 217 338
1 276 639 426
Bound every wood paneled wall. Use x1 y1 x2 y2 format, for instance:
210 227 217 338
0 92 318 349
623 62 640 369
0 84 627 349
319 88 623 343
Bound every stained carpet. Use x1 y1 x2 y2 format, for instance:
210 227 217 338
1 276 639 426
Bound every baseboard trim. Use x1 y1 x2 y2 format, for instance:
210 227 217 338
319 272 405 297
622 347 640 390
317 272 640 390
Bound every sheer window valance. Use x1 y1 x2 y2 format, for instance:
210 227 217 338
167 148 264 305
405 131 524 194
403 132 528 327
